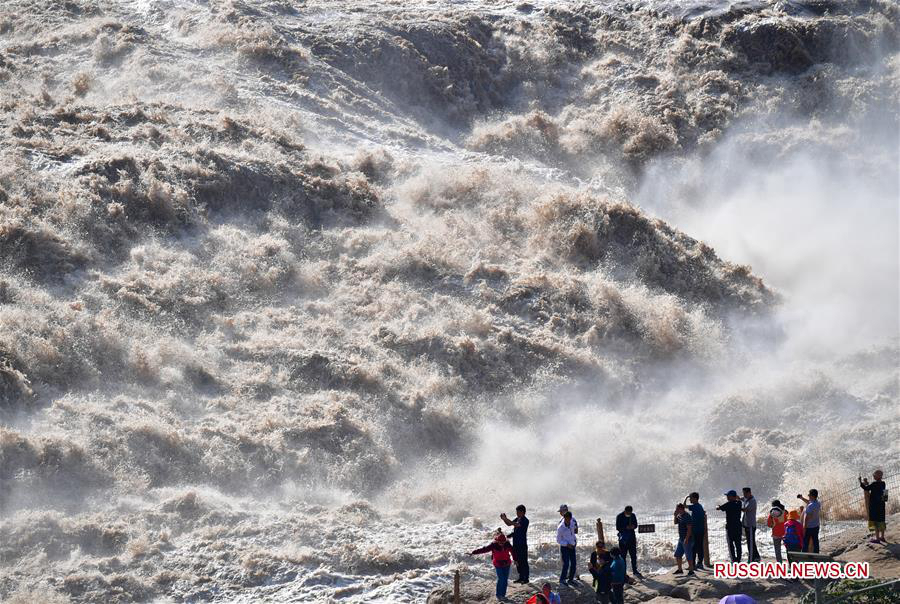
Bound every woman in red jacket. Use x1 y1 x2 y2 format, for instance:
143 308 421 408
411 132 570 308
469 530 517 600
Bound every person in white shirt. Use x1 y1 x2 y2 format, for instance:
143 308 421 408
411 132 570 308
558 504 579 534
557 507 578 585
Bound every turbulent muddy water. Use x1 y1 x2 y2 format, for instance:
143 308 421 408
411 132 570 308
0 0 898 601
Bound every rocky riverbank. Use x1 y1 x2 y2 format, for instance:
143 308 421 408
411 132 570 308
427 515 900 603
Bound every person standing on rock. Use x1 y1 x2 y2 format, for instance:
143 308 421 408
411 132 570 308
798 489 821 553
742 487 760 562
501 504 530 583
468 529 517 600
859 470 887 543
685 492 706 570
783 509 804 553
717 490 743 562
609 546 627 604
558 503 579 537
767 500 787 562
615 505 642 578
557 509 578 586
673 503 695 576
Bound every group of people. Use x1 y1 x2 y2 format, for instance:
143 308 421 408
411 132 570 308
708 486 821 569
467 503 634 603
466 470 889 603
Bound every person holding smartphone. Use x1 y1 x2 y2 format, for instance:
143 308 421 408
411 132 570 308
859 470 887 543
501 504 530 583
797 489 821 553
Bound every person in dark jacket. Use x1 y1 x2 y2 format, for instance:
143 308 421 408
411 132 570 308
501 504 530 583
742 487 760 562
589 540 612 604
717 490 743 562
615 506 642 577
860 470 887 543
685 492 706 570
469 530 517 600
673 503 695 576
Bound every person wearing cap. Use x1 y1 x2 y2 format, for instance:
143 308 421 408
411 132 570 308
557 509 578 585
615 505 642 578
558 505 578 582
798 489 821 553
685 493 706 570
501 504 530 583
783 509 804 553
717 490 743 562
558 504 579 535
741 487 760 562
468 529 517 600
767 500 787 562
859 470 887 543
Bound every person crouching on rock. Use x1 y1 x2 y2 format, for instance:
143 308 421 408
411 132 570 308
673 503 695 576
541 582 561 604
469 529 517 600
590 540 613 603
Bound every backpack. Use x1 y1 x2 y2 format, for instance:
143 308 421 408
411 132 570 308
784 522 801 548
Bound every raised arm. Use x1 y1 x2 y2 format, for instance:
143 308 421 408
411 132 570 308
470 544 492 556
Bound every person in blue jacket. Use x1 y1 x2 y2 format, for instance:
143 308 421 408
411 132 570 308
609 546 627 604
685 492 706 570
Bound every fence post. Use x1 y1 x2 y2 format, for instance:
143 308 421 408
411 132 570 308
596 517 606 546
703 511 711 563
453 569 460 604
863 482 870 522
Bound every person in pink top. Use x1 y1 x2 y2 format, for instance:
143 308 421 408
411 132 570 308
767 500 787 562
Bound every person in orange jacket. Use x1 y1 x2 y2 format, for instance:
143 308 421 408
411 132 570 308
767 500 787 562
